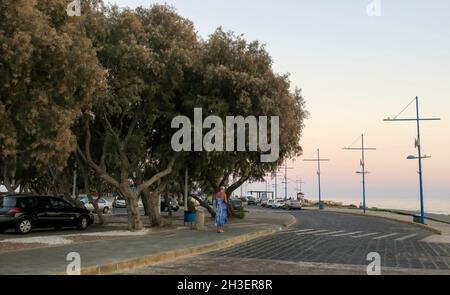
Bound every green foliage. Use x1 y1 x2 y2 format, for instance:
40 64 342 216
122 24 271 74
235 210 246 219
0 2 308 228
0 0 105 190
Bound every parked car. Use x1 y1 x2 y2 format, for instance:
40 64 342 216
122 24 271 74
260 199 268 207
78 195 112 214
247 197 257 206
113 196 127 208
0 194 94 234
160 197 180 212
272 199 286 209
267 199 275 208
284 199 303 210
230 199 244 211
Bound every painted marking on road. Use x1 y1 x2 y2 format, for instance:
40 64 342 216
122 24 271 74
293 229 316 233
296 230 328 235
278 229 315 234
395 233 419 241
332 231 362 237
315 230 345 236
351 232 380 238
373 233 399 240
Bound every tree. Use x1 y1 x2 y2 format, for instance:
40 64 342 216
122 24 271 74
0 0 105 192
184 29 308 215
76 4 199 231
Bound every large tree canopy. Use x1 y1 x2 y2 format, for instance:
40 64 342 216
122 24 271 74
0 0 105 191
186 29 307 204
76 4 200 231
0 1 307 230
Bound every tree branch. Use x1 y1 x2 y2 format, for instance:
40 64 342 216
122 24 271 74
136 155 179 196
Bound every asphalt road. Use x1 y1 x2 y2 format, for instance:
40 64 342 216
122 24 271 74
127 209 450 275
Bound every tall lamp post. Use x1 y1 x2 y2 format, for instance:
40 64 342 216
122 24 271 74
344 134 376 213
384 96 440 224
304 149 330 210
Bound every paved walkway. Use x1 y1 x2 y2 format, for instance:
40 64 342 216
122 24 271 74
0 210 294 275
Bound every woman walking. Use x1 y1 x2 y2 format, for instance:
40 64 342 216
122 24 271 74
215 186 228 233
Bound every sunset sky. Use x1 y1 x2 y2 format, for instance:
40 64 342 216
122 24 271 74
107 0 450 213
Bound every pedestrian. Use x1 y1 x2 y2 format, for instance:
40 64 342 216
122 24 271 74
214 186 228 233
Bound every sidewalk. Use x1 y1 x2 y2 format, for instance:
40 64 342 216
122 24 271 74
0 210 295 275
304 206 450 241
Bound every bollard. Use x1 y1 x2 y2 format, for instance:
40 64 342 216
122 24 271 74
195 208 205 230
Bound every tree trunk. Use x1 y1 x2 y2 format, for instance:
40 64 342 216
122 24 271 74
148 190 162 227
141 193 150 216
120 187 143 231
191 194 216 217
79 159 105 225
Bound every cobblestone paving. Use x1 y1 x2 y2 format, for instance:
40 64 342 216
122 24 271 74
207 211 450 270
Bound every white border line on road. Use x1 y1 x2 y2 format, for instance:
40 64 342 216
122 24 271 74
297 230 328 235
279 229 315 234
395 233 418 241
332 231 362 237
351 232 380 238
373 233 399 240
315 230 345 236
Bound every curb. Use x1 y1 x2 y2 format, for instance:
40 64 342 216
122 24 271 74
57 228 278 275
307 208 442 235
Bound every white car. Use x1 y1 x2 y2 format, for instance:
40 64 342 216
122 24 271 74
78 195 112 214
267 199 275 208
285 199 303 210
272 199 286 209
113 196 127 208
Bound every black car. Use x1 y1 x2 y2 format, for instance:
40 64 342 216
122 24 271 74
0 195 94 234
247 197 257 206
230 199 244 211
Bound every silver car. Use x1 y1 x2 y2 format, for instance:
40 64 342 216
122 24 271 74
78 195 112 214
285 199 303 210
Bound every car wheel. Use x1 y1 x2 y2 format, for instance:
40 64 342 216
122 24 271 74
77 215 90 230
103 207 110 214
15 218 33 234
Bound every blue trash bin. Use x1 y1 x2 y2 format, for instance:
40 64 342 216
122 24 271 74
184 211 197 228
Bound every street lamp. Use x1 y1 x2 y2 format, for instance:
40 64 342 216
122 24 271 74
384 96 440 225
304 149 330 210
407 155 431 160
344 134 376 214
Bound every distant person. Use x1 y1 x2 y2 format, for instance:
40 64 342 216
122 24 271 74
215 186 228 233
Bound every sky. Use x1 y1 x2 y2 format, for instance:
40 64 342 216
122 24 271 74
102 0 450 213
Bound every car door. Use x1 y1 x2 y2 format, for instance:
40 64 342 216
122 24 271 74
35 197 55 228
49 198 78 227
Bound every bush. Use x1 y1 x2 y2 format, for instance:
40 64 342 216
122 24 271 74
235 210 246 219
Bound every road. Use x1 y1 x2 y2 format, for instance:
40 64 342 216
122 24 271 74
126 209 450 275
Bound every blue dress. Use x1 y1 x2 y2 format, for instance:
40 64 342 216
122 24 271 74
215 198 228 227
